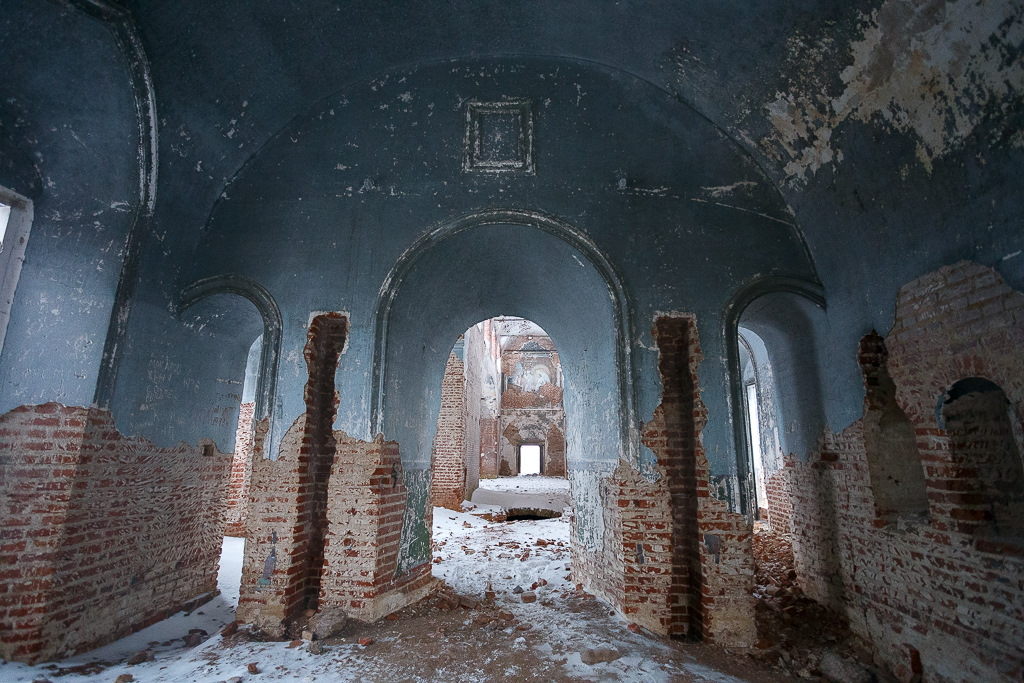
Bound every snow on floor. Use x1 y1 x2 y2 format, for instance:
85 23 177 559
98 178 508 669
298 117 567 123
432 506 752 683
1 509 754 683
477 475 570 495
0 537 246 682
470 474 571 513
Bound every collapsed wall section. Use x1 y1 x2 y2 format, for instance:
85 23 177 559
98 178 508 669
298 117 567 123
787 261 1024 682
236 418 434 632
0 404 230 663
570 315 755 645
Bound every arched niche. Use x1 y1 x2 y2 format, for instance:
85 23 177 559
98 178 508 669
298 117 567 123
179 274 283 455
941 377 1024 538
724 276 826 517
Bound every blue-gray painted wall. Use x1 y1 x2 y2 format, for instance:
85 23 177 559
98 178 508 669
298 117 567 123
1 0 1021 507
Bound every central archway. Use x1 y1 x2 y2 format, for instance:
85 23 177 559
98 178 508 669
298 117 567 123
371 210 636 573
371 209 636 460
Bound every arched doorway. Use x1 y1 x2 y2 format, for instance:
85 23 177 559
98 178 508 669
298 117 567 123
373 212 631 587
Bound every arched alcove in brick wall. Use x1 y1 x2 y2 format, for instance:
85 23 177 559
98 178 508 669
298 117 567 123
941 377 1024 539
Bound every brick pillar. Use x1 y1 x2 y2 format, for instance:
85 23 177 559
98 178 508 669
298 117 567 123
318 435 434 620
225 401 256 537
237 313 349 632
431 351 467 510
478 415 499 479
625 316 756 645
545 423 567 478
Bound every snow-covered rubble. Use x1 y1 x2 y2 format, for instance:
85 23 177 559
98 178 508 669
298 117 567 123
0 478 762 682
470 474 571 514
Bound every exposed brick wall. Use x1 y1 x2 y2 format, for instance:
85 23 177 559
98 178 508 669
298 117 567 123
0 403 230 662
570 315 755 646
546 423 566 477
942 381 1024 538
302 313 348 611
478 415 499 479
224 401 256 537
787 261 1024 682
319 433 434 620
765 468 792 533
650 315 755 646
236 415 310 632
238 313 433 634
236 314 349 629
604 454 674 632
886 260 1024 539
431 351 467 510
237 416 434 632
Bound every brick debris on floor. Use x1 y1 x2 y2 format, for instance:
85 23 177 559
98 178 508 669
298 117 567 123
751 523 900 682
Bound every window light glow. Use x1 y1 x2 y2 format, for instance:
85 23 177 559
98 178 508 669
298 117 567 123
0 203 10 250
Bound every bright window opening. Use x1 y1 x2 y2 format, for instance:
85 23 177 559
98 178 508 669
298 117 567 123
0 202 10 250
746 382 767 512
519 444 541 475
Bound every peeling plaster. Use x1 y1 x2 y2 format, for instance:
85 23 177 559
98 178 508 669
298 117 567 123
765 0 1024 183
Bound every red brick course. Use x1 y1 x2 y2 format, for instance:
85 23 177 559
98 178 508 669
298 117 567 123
225 401 256 537
431 352 467 510
0 403 230 662
787 261 1024 682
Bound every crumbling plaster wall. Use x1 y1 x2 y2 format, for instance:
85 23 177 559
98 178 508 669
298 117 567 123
2 0 1021 665
571 315 755 644
0 0 141 412
663 0 1024 460
787 262 1024 682
133 56 814 473
104 58 817 603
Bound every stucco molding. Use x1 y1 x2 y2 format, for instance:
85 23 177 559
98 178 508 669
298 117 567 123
67 0 159 410
370 208 640 465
